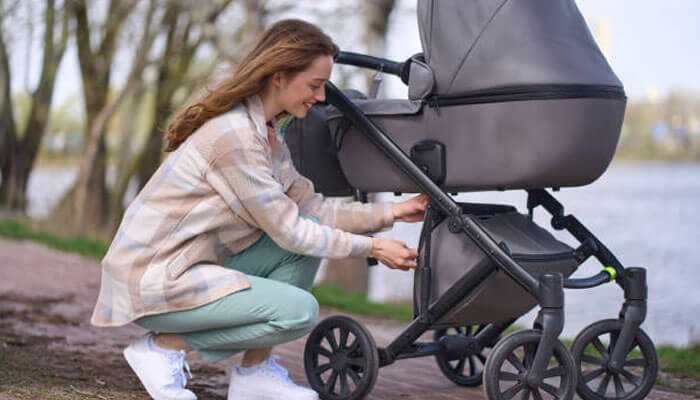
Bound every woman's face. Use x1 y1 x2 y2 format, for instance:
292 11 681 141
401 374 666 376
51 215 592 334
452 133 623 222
276 55 333 118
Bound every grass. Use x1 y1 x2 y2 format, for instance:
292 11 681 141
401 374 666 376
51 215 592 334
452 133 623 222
0 219 108 259
1 218 699 384
657 345 700 380
311 284 414 322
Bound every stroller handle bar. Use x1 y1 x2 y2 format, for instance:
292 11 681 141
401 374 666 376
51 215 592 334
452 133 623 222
335 51 408 83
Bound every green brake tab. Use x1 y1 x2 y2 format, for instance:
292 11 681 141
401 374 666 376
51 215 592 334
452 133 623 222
602 266 617 281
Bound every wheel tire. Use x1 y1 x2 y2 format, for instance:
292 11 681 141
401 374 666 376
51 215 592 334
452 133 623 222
304 316 379 400
434 325 491 387
570 319 658 400
484 329 577 400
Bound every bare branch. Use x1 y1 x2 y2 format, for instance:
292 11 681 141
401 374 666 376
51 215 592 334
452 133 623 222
22 0 34 92
54 0 71 60
37 0 57 96
0 0 22 22
87 0 159 146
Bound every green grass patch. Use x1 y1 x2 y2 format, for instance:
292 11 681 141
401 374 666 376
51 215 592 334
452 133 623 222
312 284 414 322
0 219 108 259
657 344 700 380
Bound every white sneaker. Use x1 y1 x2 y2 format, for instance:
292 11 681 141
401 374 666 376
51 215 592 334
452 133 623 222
227 355 318 400
123 332 197 400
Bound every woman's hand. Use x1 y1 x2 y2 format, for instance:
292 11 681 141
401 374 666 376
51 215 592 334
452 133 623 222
392 194 430 223
370 237 418 271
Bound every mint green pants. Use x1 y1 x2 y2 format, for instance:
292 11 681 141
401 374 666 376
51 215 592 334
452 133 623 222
134 233 321 363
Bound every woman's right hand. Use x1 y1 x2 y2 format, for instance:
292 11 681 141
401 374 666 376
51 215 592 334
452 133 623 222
370 237 418 271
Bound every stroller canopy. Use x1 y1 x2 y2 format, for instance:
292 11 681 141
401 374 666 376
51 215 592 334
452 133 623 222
416 0 623 96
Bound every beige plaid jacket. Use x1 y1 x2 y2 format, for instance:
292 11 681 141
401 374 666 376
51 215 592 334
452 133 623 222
90 95 394 327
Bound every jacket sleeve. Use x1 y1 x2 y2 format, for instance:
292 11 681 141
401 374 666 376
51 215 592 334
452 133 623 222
285 167 395 234
205 131 373 259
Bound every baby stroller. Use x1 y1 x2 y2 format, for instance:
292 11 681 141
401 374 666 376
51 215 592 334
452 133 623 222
286 1 658 399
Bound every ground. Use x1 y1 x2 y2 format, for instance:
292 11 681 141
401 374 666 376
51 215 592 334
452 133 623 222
0 238 697 400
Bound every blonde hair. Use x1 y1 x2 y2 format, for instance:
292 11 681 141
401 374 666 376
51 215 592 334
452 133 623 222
164 19 338 152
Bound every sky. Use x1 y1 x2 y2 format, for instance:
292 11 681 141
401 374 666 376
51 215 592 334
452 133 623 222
382 0 700 100
558 0 700 100
7 0 700 108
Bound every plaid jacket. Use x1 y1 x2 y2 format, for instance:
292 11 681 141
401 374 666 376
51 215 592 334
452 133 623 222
90 95 394 327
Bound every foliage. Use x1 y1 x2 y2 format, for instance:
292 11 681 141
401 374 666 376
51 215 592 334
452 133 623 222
0 219 108 259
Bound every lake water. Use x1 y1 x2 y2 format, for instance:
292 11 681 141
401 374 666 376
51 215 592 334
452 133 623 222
25 162 700 347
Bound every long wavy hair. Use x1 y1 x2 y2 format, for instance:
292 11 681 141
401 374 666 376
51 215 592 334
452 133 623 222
164 19 338 152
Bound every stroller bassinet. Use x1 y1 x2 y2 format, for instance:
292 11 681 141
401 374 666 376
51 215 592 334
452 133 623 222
288 0 626 194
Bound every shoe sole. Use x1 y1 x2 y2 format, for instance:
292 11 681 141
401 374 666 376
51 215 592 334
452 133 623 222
227 388 318 400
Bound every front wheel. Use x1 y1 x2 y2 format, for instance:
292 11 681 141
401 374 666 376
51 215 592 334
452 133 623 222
304 316 379 400
570 319 657 400
484 329 577 400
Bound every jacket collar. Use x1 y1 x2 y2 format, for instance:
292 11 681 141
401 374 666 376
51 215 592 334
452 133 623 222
243 94 268 139
244 94 297 140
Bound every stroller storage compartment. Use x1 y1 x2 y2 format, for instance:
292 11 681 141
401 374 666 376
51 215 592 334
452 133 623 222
414 208 580 328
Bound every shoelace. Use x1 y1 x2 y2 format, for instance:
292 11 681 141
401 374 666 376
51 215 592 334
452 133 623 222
265 355 294 386
167 350 193 388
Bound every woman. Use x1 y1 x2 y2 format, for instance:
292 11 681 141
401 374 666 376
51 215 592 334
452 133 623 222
90 19 427 400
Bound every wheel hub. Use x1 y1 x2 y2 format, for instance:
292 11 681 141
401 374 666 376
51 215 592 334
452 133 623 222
441 335 481 358
331 351 348 368
525 373 541 388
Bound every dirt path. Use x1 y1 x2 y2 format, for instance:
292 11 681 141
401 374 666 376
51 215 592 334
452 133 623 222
0 238 697 399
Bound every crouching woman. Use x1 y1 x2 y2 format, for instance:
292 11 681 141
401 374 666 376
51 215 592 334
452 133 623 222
90 19 427 400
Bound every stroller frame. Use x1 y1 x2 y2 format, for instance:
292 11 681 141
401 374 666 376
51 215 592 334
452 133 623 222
303 52 652 400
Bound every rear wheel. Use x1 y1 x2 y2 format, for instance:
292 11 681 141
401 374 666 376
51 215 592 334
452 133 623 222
434 324 494 387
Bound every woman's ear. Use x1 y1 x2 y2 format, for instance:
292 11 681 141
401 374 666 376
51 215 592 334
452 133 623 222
270 71 287 90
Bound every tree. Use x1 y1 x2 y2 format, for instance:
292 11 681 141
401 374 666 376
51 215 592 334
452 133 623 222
0 0 70 212
361 0 396 92
48 0 157 236
108 0 237 225
319 0 397 295
133 0 236 193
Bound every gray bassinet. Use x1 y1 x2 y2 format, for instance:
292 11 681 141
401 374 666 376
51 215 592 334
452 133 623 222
320 0 626 193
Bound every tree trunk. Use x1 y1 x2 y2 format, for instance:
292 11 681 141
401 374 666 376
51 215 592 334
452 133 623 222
320 258 369 295
134 0 237 190
320 0 397 295
48 0 150 237
361 0 396 92
0 25 17 207
114 85 146 180
0 0 69 211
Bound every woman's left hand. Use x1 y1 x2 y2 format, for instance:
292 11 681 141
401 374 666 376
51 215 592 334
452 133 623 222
392 194 430 223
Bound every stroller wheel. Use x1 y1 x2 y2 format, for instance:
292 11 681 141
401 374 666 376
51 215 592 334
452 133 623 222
570 319 657 400
434 325 492 387
304 316 379 400
484 329 577 400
